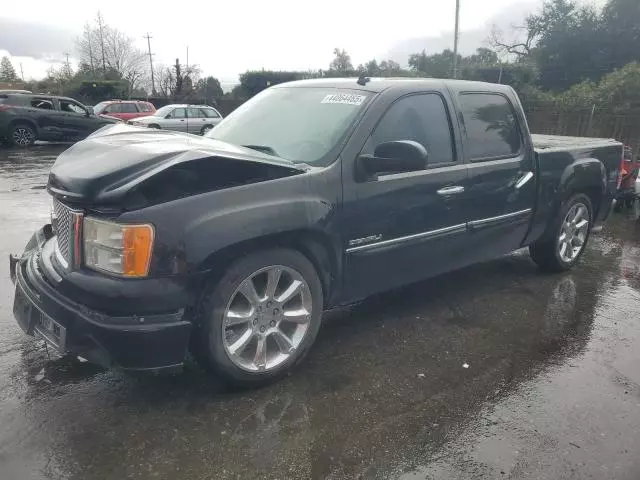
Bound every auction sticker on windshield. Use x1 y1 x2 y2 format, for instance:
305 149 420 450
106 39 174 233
321 93 366 105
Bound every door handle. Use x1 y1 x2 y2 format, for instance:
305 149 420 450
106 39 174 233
515 171 534 189
437 186 465 196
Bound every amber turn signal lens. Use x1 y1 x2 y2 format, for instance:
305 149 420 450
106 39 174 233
121 225 154 277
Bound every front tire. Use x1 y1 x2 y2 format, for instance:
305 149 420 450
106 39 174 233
10 123 36 147
530 193 592 272
193 248 323 387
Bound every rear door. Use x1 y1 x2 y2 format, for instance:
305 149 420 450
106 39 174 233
341 91 469 300
187 107 205 134
26 97 59 140
454 90 536 261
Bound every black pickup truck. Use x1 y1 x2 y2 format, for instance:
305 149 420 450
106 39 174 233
10 78 622 386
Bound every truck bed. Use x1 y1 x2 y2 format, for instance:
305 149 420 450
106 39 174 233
532 134 621 152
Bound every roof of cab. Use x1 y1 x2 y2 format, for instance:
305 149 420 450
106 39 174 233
274 77 514 94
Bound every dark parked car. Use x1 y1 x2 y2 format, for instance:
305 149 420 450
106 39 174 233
10 78 622 387
0 93 119 147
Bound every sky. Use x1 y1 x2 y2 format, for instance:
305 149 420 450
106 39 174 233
0 0 607 87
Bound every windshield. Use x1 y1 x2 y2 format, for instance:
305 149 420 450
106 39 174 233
207 87 371 165
154 105 175 117
93 101 109 114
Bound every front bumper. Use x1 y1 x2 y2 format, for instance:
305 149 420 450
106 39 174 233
10 228 192 372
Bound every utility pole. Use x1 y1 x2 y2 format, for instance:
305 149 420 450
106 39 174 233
144 33 156 95
452 0 461 79
96 12 107 74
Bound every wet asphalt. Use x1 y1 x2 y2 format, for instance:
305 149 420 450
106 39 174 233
1 145 640 480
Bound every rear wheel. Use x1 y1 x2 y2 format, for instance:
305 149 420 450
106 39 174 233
10 123 36 147
200 124 213 135
192 248 323 387
530 193 592 272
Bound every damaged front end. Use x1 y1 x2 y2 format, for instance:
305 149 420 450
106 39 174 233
47 124 307 210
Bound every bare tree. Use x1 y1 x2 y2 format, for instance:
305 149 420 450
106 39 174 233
489 22 540 61
103 28 147 95
77 23 97 75
153 64 174 97
75 13 148 96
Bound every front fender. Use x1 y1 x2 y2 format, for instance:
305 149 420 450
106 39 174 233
185 196 334 269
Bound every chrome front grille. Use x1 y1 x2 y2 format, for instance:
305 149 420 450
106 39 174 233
52 198 72 262
51 198 83 269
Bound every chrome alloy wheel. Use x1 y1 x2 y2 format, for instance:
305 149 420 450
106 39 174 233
12 127 35 146
558 202 590 263
222 265 313 372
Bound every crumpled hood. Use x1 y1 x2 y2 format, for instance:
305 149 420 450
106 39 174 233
47 124 304 206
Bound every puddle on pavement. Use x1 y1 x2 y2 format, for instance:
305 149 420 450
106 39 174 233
1 145 640 479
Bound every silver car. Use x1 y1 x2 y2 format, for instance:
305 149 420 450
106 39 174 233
129 104 223 135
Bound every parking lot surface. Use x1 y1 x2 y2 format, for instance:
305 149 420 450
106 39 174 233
1 145 640 480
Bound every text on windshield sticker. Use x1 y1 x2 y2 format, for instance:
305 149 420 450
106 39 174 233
321 93 366 106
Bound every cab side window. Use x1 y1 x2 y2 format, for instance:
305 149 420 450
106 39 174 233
120 103 138 113
60 100 86 115
458 93 521 161
365 93 456 165
169 108 186 119
31 98 54 110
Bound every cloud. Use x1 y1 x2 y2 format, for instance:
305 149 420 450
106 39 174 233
382 1 537 65
0 17 74 60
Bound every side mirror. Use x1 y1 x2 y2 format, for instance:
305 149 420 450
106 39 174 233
165 113 173 119
86 106 94 116
356 140 428 181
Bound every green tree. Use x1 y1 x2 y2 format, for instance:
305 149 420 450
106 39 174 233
408 49 461 78
329 48 353 73
0 56 18 82
195 76 224 100
601 0 640 73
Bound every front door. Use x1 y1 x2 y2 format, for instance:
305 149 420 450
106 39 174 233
57 99 92 140
341 92 469 301
454 91 537 263
163 107 188 131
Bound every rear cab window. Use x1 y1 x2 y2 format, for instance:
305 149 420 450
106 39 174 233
201 108 220 118
458 93 522 161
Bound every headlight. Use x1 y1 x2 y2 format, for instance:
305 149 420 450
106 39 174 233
83 217 154 277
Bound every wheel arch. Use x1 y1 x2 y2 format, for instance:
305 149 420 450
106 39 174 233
196 229 341 308
9 118 39 135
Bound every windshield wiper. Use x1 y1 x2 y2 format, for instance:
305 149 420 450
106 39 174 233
242 144 280 157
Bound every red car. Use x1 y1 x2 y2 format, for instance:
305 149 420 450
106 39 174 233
93 100 156 121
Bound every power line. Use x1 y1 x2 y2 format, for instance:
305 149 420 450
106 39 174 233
144 33 156 95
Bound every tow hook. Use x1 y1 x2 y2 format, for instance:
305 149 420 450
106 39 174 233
9 254 19 284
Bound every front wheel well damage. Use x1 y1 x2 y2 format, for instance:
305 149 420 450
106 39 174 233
196 231 338 309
